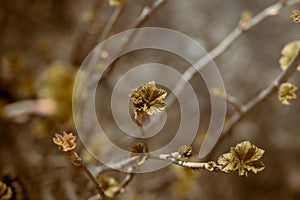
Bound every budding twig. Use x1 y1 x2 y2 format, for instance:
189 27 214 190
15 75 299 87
80 163 108 200
100 0 170 81
150 153 226 173
167 0 300 106
205 49 300 159
131 0 170 28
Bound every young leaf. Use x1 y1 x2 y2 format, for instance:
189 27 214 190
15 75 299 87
291 10 300 23
278 82 297 105
279 41 300 71
218 141 265 177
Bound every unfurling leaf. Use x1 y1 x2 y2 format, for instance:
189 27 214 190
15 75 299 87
217 141 265 177
278 82 297 105
129 143 148 154
52 131 77 152
279 41 300 71
129 143 148 166
178 145 193 160
130 81 167 114
205 161 218 172
239 10 252 27
291 10 300 23
97 175 119 198
130 81 167 125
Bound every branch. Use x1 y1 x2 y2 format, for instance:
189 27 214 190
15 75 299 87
131 0 170 28
76 159 109 200
68 1 103 64
100 5 125 42
113 167 134 197
226 92 243 112
1 99 56 123
100 0 170 81
95 157 140 175
150 153 226 172
167 0 300 105
205 49 300 159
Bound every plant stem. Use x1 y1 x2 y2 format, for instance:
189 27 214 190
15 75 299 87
167 0 300 106
113 167 134 197
100 0 170 82
74 158 108 200
204 49 300 159
150 153 225 172
100 5 125 42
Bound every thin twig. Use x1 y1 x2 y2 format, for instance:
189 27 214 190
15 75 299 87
167 0 300 105
71 156 108 199
96 157 139 175
100 5 125 42
80 164 108 200
204 49 300 159
1 99 56 123
100 0 170 81
150 153 225 172
226 93 243 112
131 0 170 28
113 167 134 197
69 0 103 64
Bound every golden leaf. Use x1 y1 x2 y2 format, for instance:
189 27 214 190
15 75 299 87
130 81 167 118
291 10 300 23
129 143 148 166
279 41 300 71
178 145 193 160
218 141 265 177
97 175 119 198
278 82 297 105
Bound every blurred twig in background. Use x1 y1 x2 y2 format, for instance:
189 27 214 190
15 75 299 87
167 0 300 105
205 48 300 159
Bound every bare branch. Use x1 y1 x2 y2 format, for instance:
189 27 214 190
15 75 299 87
100 5 125 42
226 93 243 112
95 157 140 175
167 0 300 105
205 49 300 159
100 0 170 81
113 167 134 197
80 164 109 200
131 0 170 28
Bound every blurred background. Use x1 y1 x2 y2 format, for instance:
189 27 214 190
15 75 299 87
0 0 300 199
